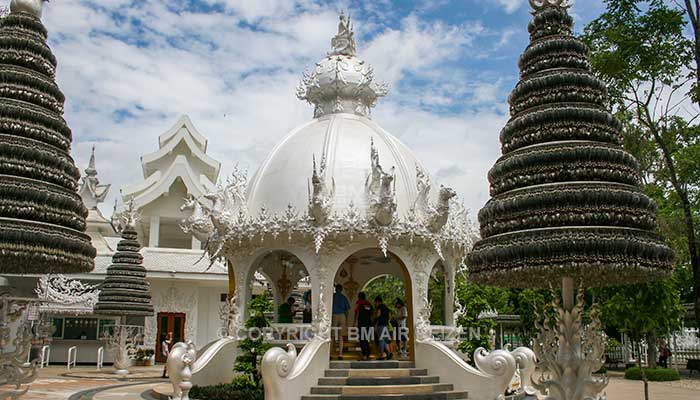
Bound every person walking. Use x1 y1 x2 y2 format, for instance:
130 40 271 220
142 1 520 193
354 291 374 360
278 296 296 323
161 331 173 378
394 298 408 358
374 296 393 360
332 284 351 360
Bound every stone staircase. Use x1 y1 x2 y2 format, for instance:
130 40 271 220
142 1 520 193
301 360 469 400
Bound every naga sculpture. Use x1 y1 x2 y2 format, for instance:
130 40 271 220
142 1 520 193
180 195 214 243
167 341 197 400
414 166 456 233
307 155 334 226
366 139 397 227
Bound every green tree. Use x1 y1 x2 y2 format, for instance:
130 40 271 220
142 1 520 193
233 295 272 389
454 273 511 356
363 274 406 317
582 0 700 326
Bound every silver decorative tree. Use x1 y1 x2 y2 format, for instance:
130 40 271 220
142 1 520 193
94 201 153 375
468 1 675 399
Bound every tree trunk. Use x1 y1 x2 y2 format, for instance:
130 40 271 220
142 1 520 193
646 333 657 369
683 0 700 334
638 342 650 400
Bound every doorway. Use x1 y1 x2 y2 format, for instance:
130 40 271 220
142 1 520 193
155 312 185 362
331 249 414 361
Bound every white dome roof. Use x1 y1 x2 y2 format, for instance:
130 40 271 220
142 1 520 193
246 112 428 217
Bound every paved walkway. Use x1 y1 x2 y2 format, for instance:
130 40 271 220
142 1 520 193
3 366 699 399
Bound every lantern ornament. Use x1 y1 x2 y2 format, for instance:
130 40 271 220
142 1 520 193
468 2 674 399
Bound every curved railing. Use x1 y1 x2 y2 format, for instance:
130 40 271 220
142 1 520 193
415 340 527 400
166 336 238 400
261 336 330 400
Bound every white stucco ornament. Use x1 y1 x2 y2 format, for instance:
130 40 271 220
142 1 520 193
10 0 46 18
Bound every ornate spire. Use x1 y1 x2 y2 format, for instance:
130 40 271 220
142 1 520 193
296 13 387 119
78 146 110 210
9 0 47 19
94 200 153 317
331 12 356 56
528 0 570 11
0 0 95 274
468 3 674 288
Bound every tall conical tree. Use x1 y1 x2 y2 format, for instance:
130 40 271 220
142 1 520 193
0 1 95 274
94 202 153 317
469 2 675 287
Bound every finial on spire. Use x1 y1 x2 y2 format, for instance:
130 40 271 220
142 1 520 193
10 0 48 19
331 11 356 56
529 0 570 10
85 145 97 177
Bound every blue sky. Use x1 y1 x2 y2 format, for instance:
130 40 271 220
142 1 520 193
42 0 608 215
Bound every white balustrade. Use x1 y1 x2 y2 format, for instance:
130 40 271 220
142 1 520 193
67 346 77 370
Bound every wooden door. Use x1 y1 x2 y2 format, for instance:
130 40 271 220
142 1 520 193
155 312 186 363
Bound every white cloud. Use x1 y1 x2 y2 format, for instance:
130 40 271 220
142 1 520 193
495 0 524 14
39 0 510 219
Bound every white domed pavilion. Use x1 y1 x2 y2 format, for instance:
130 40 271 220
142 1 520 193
175 14 531 400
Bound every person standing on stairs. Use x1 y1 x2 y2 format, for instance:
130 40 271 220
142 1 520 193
394 298 408 359
375 296 393 360
354 291 374 360
332 284 351 360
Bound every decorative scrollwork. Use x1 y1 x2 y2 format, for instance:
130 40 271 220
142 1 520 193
529 0 570 10
473 347 517 379
533 284 608 400
35 274 100 312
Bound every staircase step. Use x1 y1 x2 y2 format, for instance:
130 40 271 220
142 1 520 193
325 368 428 377
330 360 415 369
318 376 440 386
301 391 468 400
311 383 454 395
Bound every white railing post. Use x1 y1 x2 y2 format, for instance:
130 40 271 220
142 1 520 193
67 346 77 370
40 345 50 368
96 347 104 370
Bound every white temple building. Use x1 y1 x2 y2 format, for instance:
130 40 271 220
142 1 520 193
0 116 230 365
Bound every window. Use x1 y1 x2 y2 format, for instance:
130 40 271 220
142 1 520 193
63 317 98 340
98 319 118 339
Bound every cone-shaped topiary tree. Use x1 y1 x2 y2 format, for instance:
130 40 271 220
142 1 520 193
469 2 674 288
94 201 153 317
0 1 95 274
468 1 675 399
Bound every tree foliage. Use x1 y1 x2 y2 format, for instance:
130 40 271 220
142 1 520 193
233 295 272 389
582 0 700 326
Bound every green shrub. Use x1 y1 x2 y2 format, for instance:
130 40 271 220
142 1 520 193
189 384 263 400
231 374 257 390
624 367 680 381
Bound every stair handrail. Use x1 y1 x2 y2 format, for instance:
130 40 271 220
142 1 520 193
39 345 50 369
66 346 77 370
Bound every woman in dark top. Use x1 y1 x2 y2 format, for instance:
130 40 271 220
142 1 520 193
374 296 393 360
354 292 373 360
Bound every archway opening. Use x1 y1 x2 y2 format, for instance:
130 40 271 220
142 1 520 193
331 249 414 361
246 251 310 325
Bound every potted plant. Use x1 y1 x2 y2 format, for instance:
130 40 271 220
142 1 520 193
131 348 155 366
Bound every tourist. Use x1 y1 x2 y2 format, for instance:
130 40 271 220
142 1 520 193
658 341 671 368
395 298 408 358
375 296 393 360
302 289 312 323
278 296 296 324
354 291 373 360
161 331 173 378
332 284 351 360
